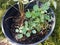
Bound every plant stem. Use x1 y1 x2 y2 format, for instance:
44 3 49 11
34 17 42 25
18 1 25 26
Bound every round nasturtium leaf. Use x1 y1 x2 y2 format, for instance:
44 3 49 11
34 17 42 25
16 34 23 39
22 28 27 34
45 14 50 21
40 15 44 22
34 18 40 23
26 32 30 37
40 1 50 11
25 21 28 28
31 11 36 19
35 12 40 17
19 29 22 33
25 9 31 18
32 23 36 27
33 5 39 11
36 24 41 32
32 30 36 34
15 29 19 33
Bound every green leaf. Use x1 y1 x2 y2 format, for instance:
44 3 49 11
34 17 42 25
36 24 41 32
45 14 50 21
15 29 19 33
40 15 44 22
16 34 23 39
52 1 57 9
25 9 31 18
25 21 28 28
40 1 50 11
26 32 31 37
34 18 40 23
31 11 41 19
35 12 40 16
33 5 39 11
28 21 33 30
31 11 36 18
19 26 24 30
24 21 30 31
32 23 37 27
22 28 27 34
19 29 22 33
32 30 36 34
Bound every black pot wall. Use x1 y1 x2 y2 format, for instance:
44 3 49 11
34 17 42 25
2 1 55 45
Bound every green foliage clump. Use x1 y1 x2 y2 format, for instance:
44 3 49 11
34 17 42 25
15 1 52 39
15 34 23 39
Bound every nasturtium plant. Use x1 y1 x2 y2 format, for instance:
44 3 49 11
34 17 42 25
15 1 54 39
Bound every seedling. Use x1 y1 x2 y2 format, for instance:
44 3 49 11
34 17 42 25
11 0 57 40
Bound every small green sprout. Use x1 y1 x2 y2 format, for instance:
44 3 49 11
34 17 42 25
40 1 50 11
25 9 31 18
26 32 31 37
22 28 27 34
40 15 44 22
19 29 22 33
32 30 37 34
16 34 23 39
45 14 51 21
33 5 39 11
25 21 28 28
15 29 19 33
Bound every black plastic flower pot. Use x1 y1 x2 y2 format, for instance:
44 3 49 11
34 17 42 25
1 1 55 45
